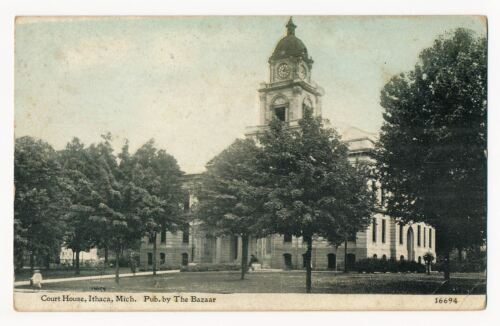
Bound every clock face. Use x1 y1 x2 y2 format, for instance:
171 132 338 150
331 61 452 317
298 64 307 80
277 63 291 79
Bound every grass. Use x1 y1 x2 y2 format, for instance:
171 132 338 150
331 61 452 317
15 271 486 294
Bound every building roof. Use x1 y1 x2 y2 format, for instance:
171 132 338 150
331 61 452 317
340 126 378 155
270 17 313 63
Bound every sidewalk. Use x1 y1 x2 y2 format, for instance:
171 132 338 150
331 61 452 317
14 269 180 286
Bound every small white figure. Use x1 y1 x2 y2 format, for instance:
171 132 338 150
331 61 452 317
30 269 43 289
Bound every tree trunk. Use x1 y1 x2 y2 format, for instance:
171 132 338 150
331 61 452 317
104 247 109 264
45 254 50 270
75 249 81 275
115 250 120 284
305 236 313 293
444 250 450 280
241 235 249 280
152 232 157 276
29 251 35 275
457 248 463 263
344 238 348 273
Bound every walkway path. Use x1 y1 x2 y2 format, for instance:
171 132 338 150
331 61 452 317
14 269 180 287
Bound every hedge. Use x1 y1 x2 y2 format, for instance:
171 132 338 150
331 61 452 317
354 258 426 273
180 263 240 272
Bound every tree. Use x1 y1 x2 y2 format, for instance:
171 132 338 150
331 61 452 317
14 136 69 273
58 138 97 275
376 29 487 280
122 140 184 276
196 138 267 280
87 134 142 284
423 252 435 275
257 110 375 292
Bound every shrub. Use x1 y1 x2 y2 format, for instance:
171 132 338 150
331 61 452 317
180 263 240 272
354 258 425 273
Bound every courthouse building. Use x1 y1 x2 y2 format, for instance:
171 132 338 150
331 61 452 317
139 18 436 270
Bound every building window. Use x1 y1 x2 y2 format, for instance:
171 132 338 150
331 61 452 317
382 219 386 243
147 253 153 265
372 218 377 243
283 253 293 269
327 254 336 269
182 226 189 243
400 255 405 261
160 253 166 265
346 253 356 270
429 229 432 248
183 194 190 212
232 236 238 260
182 253 189 266
284 233 292 243
266 236 272 254
275 107 286 122
302 253 308 268
160 230 166 243
418 256 422 264
373 254 378 259
399 224 404 244
423 227 426 247
371 180 377 203
302 98 313 117
417 225 421 247
382 254 387 261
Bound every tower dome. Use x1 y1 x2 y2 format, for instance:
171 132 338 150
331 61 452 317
270 17 313 64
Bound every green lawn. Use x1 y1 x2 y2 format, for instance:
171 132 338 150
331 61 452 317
15 271 486 294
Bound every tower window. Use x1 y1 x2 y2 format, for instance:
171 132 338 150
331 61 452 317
302 98 313 118
274 107 286 122
399 224 404 244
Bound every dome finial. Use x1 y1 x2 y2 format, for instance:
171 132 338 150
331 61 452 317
286 16 296 36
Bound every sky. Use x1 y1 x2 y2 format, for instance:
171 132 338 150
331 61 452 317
14 16 486 173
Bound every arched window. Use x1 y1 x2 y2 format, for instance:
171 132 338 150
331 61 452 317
373 254 378 259
382 254 387 261
418 256 422 264
400 255 405 261
302 97 313 117
272 96 288 122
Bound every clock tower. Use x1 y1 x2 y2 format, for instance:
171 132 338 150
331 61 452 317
249 17 324 133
